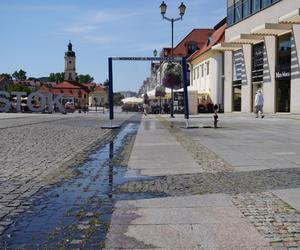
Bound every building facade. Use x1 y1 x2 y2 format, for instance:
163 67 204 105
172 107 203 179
217 0 300 113
188 19 226 112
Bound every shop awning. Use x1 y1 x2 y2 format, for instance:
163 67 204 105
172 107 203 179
230 34 264 44
212 42 242 51
279 8 300 24
251 23 292 36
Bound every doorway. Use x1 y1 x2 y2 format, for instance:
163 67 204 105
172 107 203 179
276 80 290 112
233 84 241 111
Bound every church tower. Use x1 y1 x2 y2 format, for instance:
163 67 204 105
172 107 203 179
64 41 76 81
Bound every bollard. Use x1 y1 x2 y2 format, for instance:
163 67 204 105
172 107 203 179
213 104 219 128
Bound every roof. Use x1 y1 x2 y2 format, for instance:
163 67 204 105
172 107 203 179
93 85 106 93
53 81 81 89
188 23 226 62
171 29 214 57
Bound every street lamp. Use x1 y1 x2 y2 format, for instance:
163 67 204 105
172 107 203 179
160 1 186 117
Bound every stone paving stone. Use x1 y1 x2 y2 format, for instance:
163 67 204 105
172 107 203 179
231 192 300 249
106 194 271 250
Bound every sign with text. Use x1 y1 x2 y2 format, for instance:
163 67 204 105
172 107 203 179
275 64 291 80
0 91 65 113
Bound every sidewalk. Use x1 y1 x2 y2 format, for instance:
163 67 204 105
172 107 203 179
104 114 300 249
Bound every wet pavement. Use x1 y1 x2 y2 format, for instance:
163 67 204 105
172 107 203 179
0 115 162 249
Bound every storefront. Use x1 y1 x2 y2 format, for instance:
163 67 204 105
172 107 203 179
216 0 300 113
276 34 291 112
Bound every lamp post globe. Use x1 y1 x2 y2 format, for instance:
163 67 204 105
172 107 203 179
160 1 167 17
179 2 186 17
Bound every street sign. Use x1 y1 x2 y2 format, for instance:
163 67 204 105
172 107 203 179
111 57 182 62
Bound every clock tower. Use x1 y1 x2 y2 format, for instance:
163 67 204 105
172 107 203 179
64 41 76 81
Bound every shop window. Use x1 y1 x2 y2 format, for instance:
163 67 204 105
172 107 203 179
276 34 291 113
252 43 264 84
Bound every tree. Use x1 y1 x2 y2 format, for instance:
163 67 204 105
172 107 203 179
0 73 12 80
77 74 94 83
103 78 109 87
12 69 27 80
7 84 31 94
113 92 124 105
48 72 64 83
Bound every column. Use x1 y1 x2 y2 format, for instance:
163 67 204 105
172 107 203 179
263 36 276 113
241 44 252 113
224 51 233 112
291 25 300 113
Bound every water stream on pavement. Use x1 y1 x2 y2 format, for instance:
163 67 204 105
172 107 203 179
0 116 162 249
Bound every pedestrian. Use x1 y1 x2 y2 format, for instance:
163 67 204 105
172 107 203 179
255 89 264 118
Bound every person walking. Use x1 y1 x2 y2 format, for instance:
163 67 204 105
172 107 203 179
255 89 264 118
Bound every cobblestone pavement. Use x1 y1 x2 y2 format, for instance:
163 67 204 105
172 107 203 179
0 112 134 236
158 116 233 173
232 192 300 249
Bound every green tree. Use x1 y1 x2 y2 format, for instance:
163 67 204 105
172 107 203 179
113 92 124 105
0 73 12 80
77 74 94 83
12 69 27 80
7 84 31 94
103 79 109 87
48 72 64 83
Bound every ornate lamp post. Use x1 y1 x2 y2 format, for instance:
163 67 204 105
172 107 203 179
160 1 186 117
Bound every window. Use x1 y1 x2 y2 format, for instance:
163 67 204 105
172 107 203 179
193 69 196 80
227 0 282 26
201 65 204 77
187 43 198 56
206 61 210 75
252 43 264 83
243 0 251 17
252 0 260 13
262 0 271 8
196 66 199 79
234 0 242 22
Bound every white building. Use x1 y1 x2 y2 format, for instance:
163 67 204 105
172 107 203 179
188 20 226 112
214 0 300 113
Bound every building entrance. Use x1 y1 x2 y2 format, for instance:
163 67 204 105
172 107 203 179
233 84 241 111
276 80 290 112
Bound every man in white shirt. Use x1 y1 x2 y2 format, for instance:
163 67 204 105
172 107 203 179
255 89 264 118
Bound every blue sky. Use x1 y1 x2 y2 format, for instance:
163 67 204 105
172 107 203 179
0 0 226 92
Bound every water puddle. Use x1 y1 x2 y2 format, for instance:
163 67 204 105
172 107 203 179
0 118 162 249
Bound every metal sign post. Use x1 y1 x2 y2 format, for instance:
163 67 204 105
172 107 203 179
102 56 191 129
